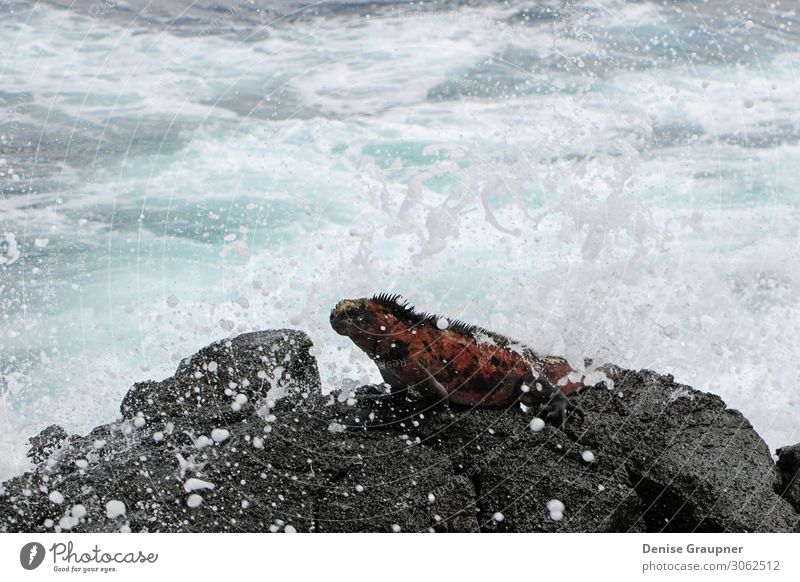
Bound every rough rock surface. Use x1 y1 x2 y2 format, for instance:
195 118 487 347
1 329 797 532
776 443 800 513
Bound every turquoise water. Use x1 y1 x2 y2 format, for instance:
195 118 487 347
2 0 800 478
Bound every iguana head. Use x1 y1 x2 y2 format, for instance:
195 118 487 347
329 297 372 336
330 294 416 354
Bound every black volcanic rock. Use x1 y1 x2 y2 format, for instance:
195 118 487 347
776 443 800 513
1 329 797 533
572 370 795 532
27 424 72 465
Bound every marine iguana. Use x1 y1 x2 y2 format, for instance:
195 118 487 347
331 293 599 427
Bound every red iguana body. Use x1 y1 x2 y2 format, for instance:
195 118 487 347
330 293 593 424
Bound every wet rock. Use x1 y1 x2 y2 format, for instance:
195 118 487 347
410 407 644 532
1 330 796 533
572 369 797 532
776 443 800 512
27 425 72 465
119 329 319 432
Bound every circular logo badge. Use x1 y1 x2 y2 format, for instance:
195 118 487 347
20 542 46 570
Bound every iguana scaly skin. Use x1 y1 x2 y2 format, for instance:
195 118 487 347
330 293 596 426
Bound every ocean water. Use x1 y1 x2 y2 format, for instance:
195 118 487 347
1 0 799 480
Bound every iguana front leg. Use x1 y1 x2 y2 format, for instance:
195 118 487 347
521 379 585 428
344 360 449 429
539 392 584 428
413 360 451 407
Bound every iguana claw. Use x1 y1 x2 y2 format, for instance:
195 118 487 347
540 392 585 428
